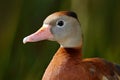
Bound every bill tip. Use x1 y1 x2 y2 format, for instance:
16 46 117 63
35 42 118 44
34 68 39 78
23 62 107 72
23 37 28 44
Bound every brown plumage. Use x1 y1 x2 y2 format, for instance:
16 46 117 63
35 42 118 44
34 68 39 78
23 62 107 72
23 11 120 80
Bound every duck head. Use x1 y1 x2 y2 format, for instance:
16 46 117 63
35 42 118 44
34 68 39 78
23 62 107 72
23 11 83 48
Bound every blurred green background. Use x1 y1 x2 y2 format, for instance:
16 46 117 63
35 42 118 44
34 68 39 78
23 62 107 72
0 0 120 80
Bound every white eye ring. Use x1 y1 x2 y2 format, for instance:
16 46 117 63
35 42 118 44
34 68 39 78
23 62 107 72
56 20 65 28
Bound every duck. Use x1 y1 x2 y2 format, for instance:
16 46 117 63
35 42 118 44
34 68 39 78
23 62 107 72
23 11 120 80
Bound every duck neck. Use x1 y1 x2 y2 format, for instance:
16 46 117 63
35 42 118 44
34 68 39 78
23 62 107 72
59 38 82 48
54 46 82 60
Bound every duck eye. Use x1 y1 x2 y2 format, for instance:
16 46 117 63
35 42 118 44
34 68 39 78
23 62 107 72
57 20 64 27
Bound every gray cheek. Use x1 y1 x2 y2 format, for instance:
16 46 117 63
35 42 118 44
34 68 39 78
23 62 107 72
51 26 66 39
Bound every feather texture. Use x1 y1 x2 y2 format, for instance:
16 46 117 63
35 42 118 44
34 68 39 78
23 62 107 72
42 47 120 80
